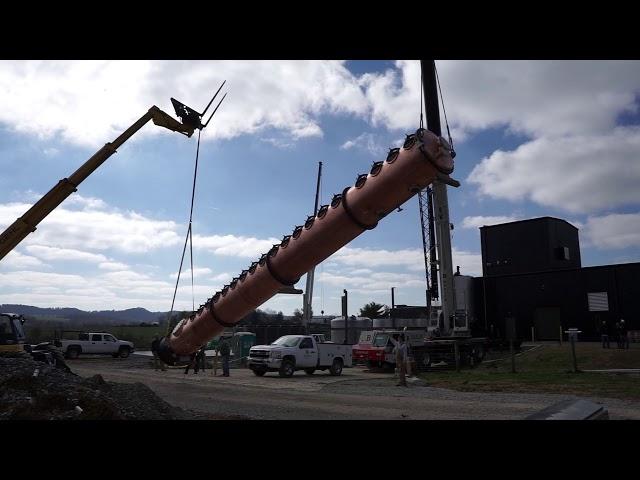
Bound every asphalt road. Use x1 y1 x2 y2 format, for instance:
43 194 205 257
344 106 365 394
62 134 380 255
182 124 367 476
68 355 640 420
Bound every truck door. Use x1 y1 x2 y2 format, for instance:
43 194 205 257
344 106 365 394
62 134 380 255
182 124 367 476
298 337 316 367
103 334 118 354
89 334 103 353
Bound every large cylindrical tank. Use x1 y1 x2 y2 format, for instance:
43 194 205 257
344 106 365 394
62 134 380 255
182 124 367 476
331 316 372 344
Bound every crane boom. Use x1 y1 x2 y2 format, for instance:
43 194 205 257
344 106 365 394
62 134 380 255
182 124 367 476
158 127 455 365
0 106 197 262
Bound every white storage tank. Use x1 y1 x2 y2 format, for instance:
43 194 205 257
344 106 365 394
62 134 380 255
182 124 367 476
331 316 372 344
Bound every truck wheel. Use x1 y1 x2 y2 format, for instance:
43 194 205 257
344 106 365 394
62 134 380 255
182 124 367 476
304 368 316 375
279 360 295 378
329 358 343 376
252 368 266 377
118 347 131 359
66 347 80 360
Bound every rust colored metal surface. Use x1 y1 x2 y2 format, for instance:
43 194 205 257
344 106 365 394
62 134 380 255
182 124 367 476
166 128 454 358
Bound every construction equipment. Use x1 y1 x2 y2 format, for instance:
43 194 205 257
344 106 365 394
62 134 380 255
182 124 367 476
302 161 323 332
0 85 227 262
158 126 456 365
409 60 487 370
0 313 28 354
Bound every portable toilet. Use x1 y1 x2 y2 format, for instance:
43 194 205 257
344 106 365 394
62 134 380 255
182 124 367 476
233 332 256 359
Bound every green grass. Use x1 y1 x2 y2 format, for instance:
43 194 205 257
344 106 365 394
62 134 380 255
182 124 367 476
418 343 640 400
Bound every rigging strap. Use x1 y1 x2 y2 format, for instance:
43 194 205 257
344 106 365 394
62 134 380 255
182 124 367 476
166 130 202 336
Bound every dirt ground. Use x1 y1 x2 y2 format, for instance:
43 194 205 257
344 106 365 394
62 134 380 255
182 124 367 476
65 353 640 420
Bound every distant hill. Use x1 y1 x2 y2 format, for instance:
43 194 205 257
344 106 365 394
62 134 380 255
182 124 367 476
0 304 166 325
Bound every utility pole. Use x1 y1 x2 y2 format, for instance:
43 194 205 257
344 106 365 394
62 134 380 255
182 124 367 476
342 289 348 344
420 60 458 337
391 287 396 329
303 161 323 334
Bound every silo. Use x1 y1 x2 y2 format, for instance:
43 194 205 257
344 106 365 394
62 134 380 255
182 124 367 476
331 316 372 344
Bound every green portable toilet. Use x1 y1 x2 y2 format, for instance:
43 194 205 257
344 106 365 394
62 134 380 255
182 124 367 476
233 332 256 358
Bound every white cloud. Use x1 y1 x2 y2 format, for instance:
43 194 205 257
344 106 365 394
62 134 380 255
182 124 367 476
582 213 640 249
361 60 640 139
0 201 181 253
260 137 294 149
25 245 107 263
329 246 482 277
461 215 522 230
169 267 213 279
0 251 47 269
467 127 640 214
98 261 130 271
340 132 387 156
193 233 280 258
0 60 369 147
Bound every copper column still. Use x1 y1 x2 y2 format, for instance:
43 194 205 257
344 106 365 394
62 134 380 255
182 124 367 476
158 128 455 365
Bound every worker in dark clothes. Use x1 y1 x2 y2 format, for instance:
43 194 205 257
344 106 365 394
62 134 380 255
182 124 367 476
218 337 231 377
600 320 610 349
151 335 166 371
619 319 629 350
184 351 198 374
194 344 206 374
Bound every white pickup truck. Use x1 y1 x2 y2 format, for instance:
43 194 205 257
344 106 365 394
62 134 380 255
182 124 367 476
248 334 351 377
55 332 135 359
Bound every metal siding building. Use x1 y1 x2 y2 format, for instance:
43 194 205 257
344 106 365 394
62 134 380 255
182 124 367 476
474 217 639 340
480 217 581 277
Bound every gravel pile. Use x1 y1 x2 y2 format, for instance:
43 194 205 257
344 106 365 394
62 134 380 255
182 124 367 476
0 354 202 420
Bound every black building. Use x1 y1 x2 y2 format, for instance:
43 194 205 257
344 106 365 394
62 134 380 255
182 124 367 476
475 217 639 340
480 217 581 277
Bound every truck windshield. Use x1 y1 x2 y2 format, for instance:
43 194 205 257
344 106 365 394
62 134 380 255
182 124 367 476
373 334 389 347
271 336 301 347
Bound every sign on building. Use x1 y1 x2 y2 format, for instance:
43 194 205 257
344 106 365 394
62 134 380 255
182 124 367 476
587 292 609 312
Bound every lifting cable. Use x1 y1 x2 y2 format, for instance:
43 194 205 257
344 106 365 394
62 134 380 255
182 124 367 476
434 62 454 152
166 130 202 336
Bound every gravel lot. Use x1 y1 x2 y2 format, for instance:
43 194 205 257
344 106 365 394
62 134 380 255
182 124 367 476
64 354 640 420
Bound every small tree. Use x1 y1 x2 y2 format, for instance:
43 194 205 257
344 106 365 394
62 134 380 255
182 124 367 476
359 302 389 319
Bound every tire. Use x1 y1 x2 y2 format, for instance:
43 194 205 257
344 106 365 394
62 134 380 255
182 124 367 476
66 347 80 360
472 344 485 364
304 368 316 375
118 347 130 359
329 358 343 376
252 368 266 377
279 360 295 378
417 352 431 369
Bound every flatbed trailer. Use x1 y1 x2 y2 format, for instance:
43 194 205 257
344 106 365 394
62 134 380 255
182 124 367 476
412 336 488 370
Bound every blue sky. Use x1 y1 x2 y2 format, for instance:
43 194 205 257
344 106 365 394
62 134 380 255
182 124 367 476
1 60 639 315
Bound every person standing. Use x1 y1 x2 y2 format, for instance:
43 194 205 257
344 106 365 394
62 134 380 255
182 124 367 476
194 344 206 374
184 351 197 374
619 319 629 350
393 335 408 387
218 336 231 377
151 335 166 372
600 319 610 349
